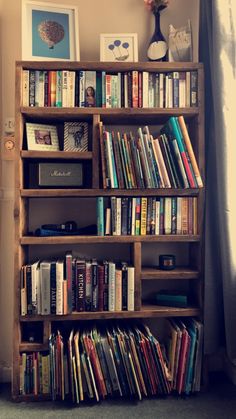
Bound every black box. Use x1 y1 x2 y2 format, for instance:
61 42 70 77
29 162 83 188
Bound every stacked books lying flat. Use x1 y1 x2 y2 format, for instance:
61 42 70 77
20 254 135 316
19 319 203 400
97 196 197 236
99 116 203 189
22 69 198 108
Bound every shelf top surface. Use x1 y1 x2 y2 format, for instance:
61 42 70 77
17 61 204 71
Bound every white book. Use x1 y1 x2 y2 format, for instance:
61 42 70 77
179 72 186 107
62 70 69 107
159 73 164 108
31 261 40 314
56 260 64 315
68 71 76 107
124 73 128 108
176 197 182 234
22 69 29 106
168 73 173 108
105 207 111 235
155 199 160 235
116 197 122 235
108 261 116 311
117 72 121 107
127 266 135 311
40 261 51 315
142 71 149 108
131 197 136 235
115 269 122 311
165 74 169 108
164 197 172 235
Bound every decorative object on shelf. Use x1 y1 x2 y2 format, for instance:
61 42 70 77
144 0 169 61
29 162 83 188
168 20 193 62
26 122 59 151
21 1 80 61
100 33 138 62
64 122 89 152
155 290 188 307
159 254 176 270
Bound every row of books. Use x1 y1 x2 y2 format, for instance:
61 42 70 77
99 116 203 190
19 319 203 399
22 69 198 109
20 255 135 316
97 196 198 236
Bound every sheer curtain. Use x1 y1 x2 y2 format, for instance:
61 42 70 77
200 0 236 363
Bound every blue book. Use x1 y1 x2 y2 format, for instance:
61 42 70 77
97 197 104 236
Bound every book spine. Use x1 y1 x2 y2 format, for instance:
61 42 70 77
140 197 147 235
127 267 135 311
103 261 109 311
132 70 139 108
108 262 116 311
97 197 105 236
65 253 73 314
92 259 99 311
190 70 198 107
56 70 62 107
29 70 35 106
115 269 122 311
79 70 85 107
56 261 64 315
76 260 86 312
50 261 57 315
22 70 29 106
121 263 128 310
85 261 92 311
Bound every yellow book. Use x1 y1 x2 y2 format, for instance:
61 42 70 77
140 197 147 235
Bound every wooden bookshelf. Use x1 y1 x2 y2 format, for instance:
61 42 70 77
13 61 205 401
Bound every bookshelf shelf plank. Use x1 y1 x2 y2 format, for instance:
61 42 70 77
20 306 200 322
21 151 93 160
21 188 200 198
21 106 199 119
141 267 200 280
20 235 200 245
19 343 48 352
18 60 203 72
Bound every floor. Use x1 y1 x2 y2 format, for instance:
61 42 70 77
0 372 236 419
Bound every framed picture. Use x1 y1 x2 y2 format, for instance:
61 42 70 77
26 123 59 151
100 33 138 62
64 122 89 152
22 1 80 61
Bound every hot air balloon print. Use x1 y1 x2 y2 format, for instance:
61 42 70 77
38 20 65 49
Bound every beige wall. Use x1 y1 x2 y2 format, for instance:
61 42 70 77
0 0 199 381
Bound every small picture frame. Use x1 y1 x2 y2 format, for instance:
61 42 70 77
64 122 89 152
100 33 138 62
26 123 59 151
22 0 80 61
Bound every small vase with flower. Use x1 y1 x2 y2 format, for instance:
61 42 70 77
144 0 169 61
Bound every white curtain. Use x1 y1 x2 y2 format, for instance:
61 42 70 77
201 0 236 363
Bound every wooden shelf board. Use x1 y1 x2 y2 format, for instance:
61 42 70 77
21 188 200 198
20 235 200 245
19 343 48 352
141 267 200 280
21 106 199 120
21 151 93 160
20 306 200 322
12 394 51 402
18 61 203 72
